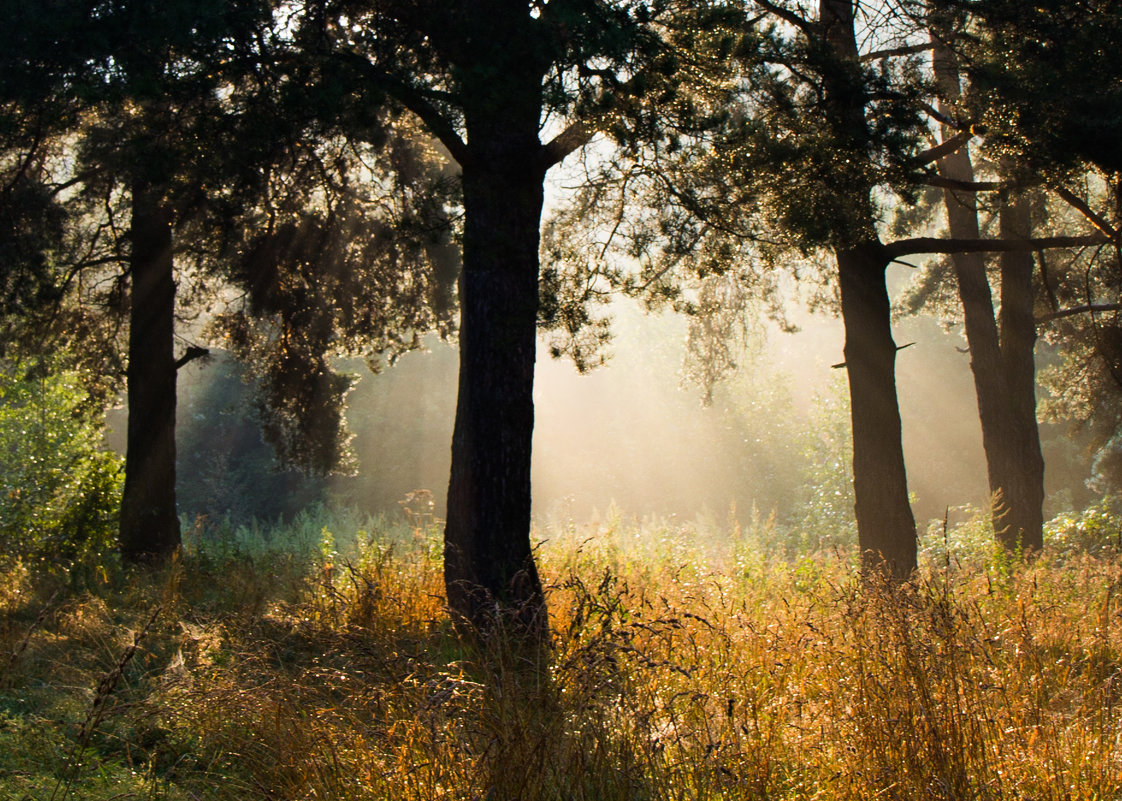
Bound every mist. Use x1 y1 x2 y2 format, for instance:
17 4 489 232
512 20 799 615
163 296 1095 537
333 301 1003 530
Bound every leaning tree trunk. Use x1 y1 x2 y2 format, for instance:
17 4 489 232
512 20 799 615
443 72 548 638
119 179 181 563
822 0 917 578
932 33 1044 552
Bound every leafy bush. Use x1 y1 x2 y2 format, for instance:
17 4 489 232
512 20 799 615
1045 496 1122 555
782 379 857 552
0 362 122 566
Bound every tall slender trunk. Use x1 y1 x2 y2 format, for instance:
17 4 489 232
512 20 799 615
443 66 548 637
997 192 1044 550
823 0 917 577
119 179 180 563
932 32 1044 552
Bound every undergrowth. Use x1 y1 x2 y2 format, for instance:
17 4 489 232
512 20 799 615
1 508 1119 800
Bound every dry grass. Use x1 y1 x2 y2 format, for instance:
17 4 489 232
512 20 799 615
1 513 1119 800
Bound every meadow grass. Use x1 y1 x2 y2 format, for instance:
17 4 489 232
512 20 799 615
0 507 1119 800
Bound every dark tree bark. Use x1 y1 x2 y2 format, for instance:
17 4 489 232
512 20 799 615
837 244 918 578
119 179 180 563
442 31 550 638
932 35 1044 553
996 191 1045 551
822 0 917 578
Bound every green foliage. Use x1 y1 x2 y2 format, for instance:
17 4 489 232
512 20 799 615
182 500 440 571
176 354 329 525
960 0 1122 175
785 379 857 552
213 124 459 476
1045 497 1122 556
0 362 122 566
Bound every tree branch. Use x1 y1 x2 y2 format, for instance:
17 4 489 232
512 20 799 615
334 52 469 166
753 0 815 35
861 43 930 62
833 342 914 369
1054 186 1119 239
921 174 1002 192
381 80 469 167
541 120 597 170
1036 303 1122 325
916 130 974 165
884 234 1107 260
920 101 960 129
174 346 210 371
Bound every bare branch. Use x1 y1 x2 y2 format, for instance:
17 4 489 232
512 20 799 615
833 342 914 368
861 43 930 62
916 130 976 165
919 101 960 129
174 346 210 370
541 121 596 170
1054 186 1119 239
1037 303 1122 325
884 234 1107 260
921 174 1002 192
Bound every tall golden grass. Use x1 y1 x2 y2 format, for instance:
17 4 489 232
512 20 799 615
1 512 1119 800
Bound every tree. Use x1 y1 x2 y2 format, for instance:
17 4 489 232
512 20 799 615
916 0 1122 550
213 119 460 478
271 0 729 635
556 0 1110 576
118 177 180 561
0 0 97 350
539 0 927 577
2 0 322 563
72 1 279 563
928 10 1044 551
1 1 461 567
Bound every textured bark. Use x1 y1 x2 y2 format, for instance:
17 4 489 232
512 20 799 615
933 35 1044 553
996 192 1045 551
119 180 181 564
838 245 918 578
443 54 548 638
822 0 917 577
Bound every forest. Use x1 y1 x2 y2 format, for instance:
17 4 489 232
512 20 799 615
1 0 1121 798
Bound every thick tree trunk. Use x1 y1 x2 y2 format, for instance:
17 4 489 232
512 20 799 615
932 35 1044 552
838 244 917 578
821 0 917 577
443 71 548 637
119 180 181 563
996 192 1045 551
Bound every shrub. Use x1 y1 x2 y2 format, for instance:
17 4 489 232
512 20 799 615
0 362 122 567
1045 496 1122 555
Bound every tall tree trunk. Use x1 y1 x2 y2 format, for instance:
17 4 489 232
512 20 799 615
838 245 917 578
119 180 180 563
822 0 917 577
443 66 548 637
996 191 1045 550
932 32 1045 552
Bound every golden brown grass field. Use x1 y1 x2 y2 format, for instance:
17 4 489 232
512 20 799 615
1 507 1119 800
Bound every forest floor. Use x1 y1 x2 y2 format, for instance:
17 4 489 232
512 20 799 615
1 506 1120 801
